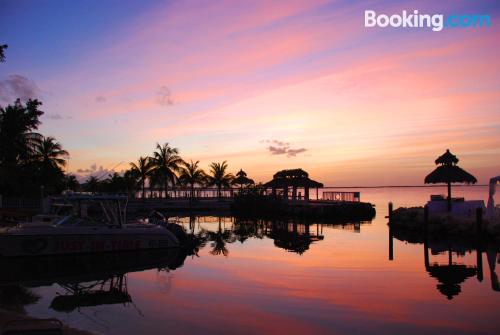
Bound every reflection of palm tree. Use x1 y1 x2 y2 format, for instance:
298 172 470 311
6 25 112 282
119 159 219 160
208 219 234 257
130 156 152 199
150 143 183 198
0 285 40 314
179 160 206 201
206 161 233 199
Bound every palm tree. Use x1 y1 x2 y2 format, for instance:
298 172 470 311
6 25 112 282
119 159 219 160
33 136 68 194
150 143 183 198
178 160 206 201
0 99 44 166
65 174 79 191
85 176 100 194
35 136 69 170
206 161 234 200
130 156 152 199
0 44 7 62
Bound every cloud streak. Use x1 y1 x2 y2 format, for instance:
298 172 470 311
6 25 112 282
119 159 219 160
265 140 307 157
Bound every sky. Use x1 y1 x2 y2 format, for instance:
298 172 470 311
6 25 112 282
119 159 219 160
1 0 499 186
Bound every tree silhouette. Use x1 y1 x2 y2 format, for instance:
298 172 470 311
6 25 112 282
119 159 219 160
0 44 7 62
206 161 233 199
85 176 100 194
150 143 183 198
0 99 44 165
34 136 69 169
65 174 79 191
178 160 206 200
130 156 152 199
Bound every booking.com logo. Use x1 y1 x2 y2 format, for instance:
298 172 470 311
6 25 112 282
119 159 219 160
365 10 491 32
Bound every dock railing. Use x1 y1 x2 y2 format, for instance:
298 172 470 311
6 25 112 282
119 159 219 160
321 191 360 202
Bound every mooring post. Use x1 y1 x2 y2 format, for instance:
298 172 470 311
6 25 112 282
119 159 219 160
389 223 394 261
476 207 483 235
388 202 393 223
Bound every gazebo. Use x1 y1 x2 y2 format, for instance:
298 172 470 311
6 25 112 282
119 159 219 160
231 169 255 189
424 149 477 211
263 168 323 201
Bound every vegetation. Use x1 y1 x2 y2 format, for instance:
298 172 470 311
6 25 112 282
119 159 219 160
0 99 70 195
130 156 152 199
150 142 183 198
206 161 234 199
0 44 7 62
178 160 207 200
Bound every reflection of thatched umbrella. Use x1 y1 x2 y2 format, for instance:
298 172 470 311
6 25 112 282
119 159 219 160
231 169 255 189
427 263 477 300
424 150 477 211
425 246 477 300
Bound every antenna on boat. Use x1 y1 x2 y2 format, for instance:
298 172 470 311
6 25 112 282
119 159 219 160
93 161 126 181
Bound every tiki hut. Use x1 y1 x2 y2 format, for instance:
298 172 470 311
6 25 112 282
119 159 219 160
264 168 323 201
424 150 477 211
231 169 255 189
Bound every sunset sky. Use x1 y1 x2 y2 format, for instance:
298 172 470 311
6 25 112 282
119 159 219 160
1 0 499 185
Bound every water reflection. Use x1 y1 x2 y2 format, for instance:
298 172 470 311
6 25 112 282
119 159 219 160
180 216 370 255
0 248 185 318
0 217 370 315
389 224 500 299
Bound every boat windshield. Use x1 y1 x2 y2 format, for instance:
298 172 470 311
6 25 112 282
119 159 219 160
55 215 113 227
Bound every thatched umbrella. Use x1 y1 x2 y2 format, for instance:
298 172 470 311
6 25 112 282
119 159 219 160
424 149 477 211
231 169 255 189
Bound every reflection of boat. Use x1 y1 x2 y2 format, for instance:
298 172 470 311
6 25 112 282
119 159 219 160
0 196 179 257
50 275 132 313
0 248 186 326
0 248 184 287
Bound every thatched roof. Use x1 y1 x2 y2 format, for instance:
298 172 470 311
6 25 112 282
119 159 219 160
231 169 254 186
264 168 324 188
425 165 477 184
435 149 459 165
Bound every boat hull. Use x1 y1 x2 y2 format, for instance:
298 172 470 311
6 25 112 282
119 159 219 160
0 227 179 257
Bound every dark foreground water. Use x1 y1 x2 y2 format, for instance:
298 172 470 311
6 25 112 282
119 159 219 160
1 186 498 334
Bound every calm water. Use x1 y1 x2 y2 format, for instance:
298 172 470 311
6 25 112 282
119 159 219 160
3 186 499 334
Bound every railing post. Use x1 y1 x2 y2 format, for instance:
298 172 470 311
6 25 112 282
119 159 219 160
388 202 393 222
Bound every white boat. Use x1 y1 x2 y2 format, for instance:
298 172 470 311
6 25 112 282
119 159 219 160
0 195 180 257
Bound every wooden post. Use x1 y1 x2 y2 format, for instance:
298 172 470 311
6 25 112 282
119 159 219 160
389 222 394 261
388 202 393 222
476 207 483 235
